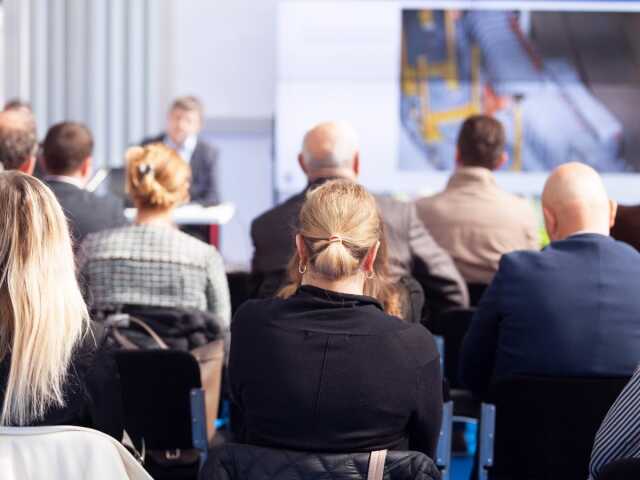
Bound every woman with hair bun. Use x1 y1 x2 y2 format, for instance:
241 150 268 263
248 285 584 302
229 179 443 458
78 143 231 342
0 172 121 437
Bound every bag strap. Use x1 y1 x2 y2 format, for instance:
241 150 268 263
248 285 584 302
127 317 170 349
367 449 387 480
108 314 170 350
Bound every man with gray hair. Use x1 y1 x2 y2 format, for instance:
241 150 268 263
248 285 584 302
251 121 469 320
0 109 38 174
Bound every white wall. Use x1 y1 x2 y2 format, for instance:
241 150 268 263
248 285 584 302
171 0 278 119
167 0 280 267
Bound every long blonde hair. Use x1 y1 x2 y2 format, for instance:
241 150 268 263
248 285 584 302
125 143 191 209
278 179 401 316
0 172 89 425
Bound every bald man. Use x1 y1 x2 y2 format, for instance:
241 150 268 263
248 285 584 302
0 109 38 174
250 121 469 320
460 162 640 394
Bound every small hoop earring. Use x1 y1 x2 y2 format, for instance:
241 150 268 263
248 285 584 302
365 271 375 280
298 262 307 274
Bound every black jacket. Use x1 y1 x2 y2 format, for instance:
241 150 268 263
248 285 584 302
0 322 123 439
142 133 220 205
229 286 443 458
201 443 441 480
45 179 127 246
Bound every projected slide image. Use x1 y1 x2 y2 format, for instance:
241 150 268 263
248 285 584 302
400 10 640 172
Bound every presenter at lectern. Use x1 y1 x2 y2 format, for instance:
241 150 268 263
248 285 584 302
142 96 220 206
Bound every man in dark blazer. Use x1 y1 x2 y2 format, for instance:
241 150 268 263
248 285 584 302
142 96 219 205
611 205 640 252
251 121 469 318
42 122 127 246
461 162 640 395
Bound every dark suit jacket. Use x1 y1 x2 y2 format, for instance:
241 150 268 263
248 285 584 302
142 133 219 205
611 205 640 252
461 233 640 394
45 179 127 245
250 178 469 313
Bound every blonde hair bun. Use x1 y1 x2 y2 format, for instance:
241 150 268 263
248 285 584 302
126 143 191 209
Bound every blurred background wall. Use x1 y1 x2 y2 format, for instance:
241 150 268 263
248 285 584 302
2 0 280 267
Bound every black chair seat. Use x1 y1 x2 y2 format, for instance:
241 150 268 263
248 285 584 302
483 375 630 480
599 457 640 480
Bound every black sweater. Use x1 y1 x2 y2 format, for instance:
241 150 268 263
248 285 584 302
229 285 443 457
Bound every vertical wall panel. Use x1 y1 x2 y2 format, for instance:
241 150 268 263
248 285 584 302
47 0 66 124
4 0 170 168
86 0 109 167
107 0 125 165
30 0 48 137
66 0 87 121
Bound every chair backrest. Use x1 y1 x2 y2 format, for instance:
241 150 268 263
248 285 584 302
199 443 441 480
114 349 202 451
489 375 630 480
428 308 475 389
466 283 488 307
0 425 152 480
599 457 640 480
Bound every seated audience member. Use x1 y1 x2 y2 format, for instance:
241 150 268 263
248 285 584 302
0 109 37 174
231 180 443 457
415 115 539 286
42 122 127 245
78 144 231 340
589 366 640 480
3 98 33 116
251 121 468 318
611 205 640 252
461 162 640 394
0 172 121 438
142 96 219 205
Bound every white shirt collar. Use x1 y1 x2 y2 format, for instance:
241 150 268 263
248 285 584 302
44 175 86 189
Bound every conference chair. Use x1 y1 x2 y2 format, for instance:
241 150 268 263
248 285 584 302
428 308 475 390
226 271 253 314
199 443 441 480
467 283 488 307
599 457 640 480
477 375 630 480
115 350 209 480
436 400 454 480
0 425 152 480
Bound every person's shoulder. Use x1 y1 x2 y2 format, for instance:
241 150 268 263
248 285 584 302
494 188 536 218
374 195 414 229
495 248 543 276
231 297 283 331
81 225 133 250
141 132 165 145
251 192 304 236
393 322 439 367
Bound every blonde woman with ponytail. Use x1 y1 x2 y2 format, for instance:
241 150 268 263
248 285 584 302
78 144 231 343
229 179 443 459
0 172 121 436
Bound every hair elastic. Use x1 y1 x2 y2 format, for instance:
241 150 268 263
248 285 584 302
138 164 154 177
328 235 343 244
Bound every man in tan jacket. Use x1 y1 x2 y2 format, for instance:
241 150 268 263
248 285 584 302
415 115 539 286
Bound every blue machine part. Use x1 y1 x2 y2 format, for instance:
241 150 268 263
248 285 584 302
399 9 626 172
